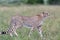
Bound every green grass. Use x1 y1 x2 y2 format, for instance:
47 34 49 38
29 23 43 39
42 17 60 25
0 5 60 40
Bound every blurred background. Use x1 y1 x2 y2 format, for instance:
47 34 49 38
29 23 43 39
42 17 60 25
0 0 60 6
0 0 60 40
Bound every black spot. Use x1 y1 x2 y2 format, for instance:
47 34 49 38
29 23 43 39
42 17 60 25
1 32 6 34
37 25 42 29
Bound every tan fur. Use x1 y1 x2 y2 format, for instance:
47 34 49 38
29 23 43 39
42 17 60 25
2 12 49 38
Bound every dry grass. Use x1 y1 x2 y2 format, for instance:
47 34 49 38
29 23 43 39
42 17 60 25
0 5 60 40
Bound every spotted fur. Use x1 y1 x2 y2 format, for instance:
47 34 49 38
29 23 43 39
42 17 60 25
0 12 49 38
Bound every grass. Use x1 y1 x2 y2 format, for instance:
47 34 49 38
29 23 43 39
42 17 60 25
0 5 60 40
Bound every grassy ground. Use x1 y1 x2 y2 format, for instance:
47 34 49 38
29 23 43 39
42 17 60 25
0 5 60 40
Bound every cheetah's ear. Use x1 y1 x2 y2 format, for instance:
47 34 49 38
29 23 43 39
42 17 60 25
42 11 49 16
40 12 44 17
